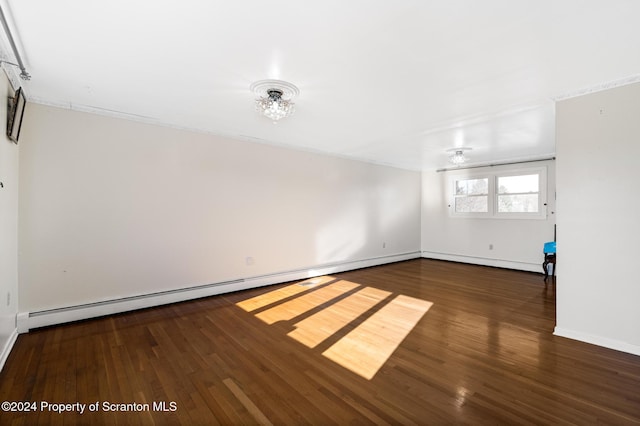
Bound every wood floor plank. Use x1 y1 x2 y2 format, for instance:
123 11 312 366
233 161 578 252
222 378 273 426
1 259 639 424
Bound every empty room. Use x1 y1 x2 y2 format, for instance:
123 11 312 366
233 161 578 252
1 1 639 424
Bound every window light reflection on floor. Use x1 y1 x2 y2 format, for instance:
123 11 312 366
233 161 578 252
255 280 359 325
322 294 432 380
235 275 336 312
235 277 433 380
288 286 392 348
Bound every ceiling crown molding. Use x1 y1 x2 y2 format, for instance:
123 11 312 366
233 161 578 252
552 74 640 101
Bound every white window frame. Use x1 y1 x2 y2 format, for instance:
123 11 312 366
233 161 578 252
450 175 490 218
494 168 546 219
449 166 547 220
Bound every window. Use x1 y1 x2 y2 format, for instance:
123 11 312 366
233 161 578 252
450 167 546 219
454 177 488 213
497 174 539 213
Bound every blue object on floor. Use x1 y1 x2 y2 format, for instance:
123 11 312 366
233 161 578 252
543 241 556 280
543 241 556 254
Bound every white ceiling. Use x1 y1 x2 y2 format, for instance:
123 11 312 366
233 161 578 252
2 0 640 170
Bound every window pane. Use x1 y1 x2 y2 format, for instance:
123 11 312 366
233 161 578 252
455 195 488 213
498 174 538 194
498 194 539 213
455 178 488 195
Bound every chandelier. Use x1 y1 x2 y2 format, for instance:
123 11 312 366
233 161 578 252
447 148 471 166
250 79 299 123
256 89 293 122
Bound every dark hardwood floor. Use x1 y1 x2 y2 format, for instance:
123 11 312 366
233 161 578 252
1 259 639 425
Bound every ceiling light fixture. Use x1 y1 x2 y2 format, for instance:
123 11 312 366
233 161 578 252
447 148 471 166
250 79 299 124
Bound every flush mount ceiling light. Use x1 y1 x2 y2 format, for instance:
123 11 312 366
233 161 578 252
250 79 299 123
447 147 472 166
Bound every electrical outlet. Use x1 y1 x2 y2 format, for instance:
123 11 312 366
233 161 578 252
383 242 386 249
6 292 10 306
245 257 254 266
489 244 494 250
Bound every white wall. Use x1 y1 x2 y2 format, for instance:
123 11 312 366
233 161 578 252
555 82 640 355
18 104 421 314
0 72 20 367
421 161 556 272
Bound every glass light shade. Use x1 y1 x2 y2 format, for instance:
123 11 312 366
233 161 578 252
449 150 467 165
255 89 295 123
251 80 299 123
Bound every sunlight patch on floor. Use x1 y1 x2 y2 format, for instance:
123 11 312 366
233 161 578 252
322 295 432 380
288 286 391 348
237 280 433 380
255 280 359 325
236 276 336 312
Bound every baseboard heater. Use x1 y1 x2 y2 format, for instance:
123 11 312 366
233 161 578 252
421 251 541 273
17 251 420 333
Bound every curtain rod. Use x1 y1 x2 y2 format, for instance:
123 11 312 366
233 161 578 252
0 4 30 80
436 156 555 172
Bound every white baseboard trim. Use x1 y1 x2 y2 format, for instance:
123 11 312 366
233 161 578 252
421 251 542 273
554 327 640 357
0 328 18 372
17 251 421 333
